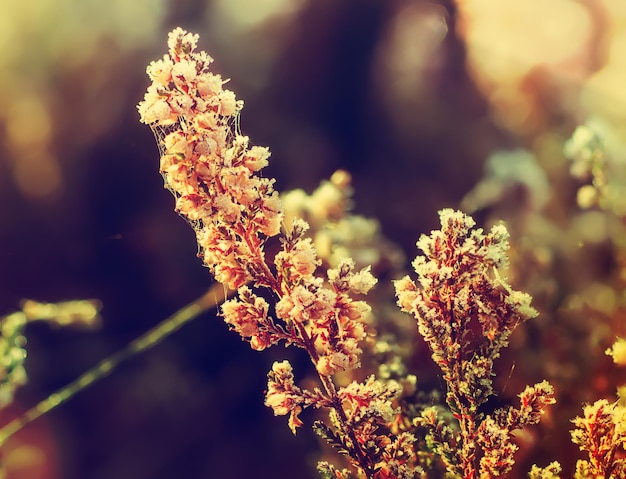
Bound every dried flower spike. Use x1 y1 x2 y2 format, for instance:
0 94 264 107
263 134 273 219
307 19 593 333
571 398 626 479
395 209 537 406
138 27 281 290
139 29 416 479
396 209 554 478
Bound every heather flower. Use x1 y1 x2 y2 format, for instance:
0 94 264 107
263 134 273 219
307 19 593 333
337 376 401 425
221 286 277 351
327 258 377 295
138 28 376 380
507 381 556 428
476 381 556 477
396 209 553 478
395 209 537 405
146 58 173 85
140 29 392 477
138 28 278 291
570 398 626 478
274 219 321 282
316 350 358 377
265 360 308 434
314 377 423 478
275 278 336 323
476 415 517 477
309 260 375 376
273 225 375 377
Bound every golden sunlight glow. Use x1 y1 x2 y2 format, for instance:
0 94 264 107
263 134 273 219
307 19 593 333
0 0 167 201
457 0 594 133
582 5 626 123
213 0 306 30
13 153 62 200
459 0 590 83
6 97 52 150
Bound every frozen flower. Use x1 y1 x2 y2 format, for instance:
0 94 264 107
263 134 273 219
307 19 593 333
196 74 222 97
167 27 199 56
395 209 537 384
218 89 239 116
141 30 381 476
242 145 270 172
221 286 274 350
316 350 359 376
146 58 173 85
348 266 377 294
571 398 626 478
275 279 335 323
265 361 306 434
274 219 320 285
137 85 176 125
328 258 377 295
395 209 551 478
255 190 282 237
173 58 197 82
515 380 556 425
338 376 401 424
138 28 283 291
476 416 517 477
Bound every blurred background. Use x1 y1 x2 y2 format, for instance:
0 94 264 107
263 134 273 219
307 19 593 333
1 0 625 478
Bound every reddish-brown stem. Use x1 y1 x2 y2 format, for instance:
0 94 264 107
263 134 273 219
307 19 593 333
323 375 375 478
235 222 280 291
459 413 477 479
290 319 373 477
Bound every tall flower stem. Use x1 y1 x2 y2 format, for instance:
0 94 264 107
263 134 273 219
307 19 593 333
0 283 227 446
293 319 373 477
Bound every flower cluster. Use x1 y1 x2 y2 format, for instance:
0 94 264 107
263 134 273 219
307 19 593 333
395 209 537 405
314 376 422 479
221 286 279 351
138 29 376 376
139 30 565 479
396 209 555 478
139 29 397 478
570 398 626 478
474 381 556 477
138 28 281 290
264 360 327 434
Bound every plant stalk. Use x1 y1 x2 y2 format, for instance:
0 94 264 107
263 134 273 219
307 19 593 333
0 283 226 446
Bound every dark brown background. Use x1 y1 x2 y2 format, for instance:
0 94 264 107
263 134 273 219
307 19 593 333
0 1 621 478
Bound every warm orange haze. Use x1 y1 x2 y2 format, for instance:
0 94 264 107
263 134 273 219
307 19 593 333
1 1 626 478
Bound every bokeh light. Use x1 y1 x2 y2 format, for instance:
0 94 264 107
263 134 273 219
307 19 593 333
0 1 625 478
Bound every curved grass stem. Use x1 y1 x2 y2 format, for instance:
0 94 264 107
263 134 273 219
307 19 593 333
0 283 227 446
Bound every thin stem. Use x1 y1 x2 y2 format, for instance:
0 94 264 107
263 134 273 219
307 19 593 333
322 374 374 478
292 320 373 477
0 283 227 446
